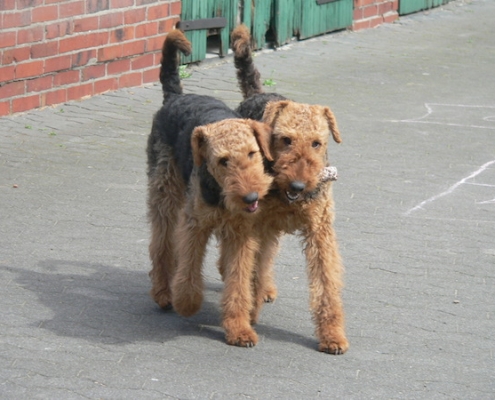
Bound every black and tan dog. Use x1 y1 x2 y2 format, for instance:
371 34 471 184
231 25 349 354
147 30 274 347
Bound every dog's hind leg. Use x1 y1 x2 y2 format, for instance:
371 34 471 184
250 234 280 324
171 208 212 317
148 160 185 309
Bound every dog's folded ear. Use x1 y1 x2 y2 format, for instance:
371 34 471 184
262 100 291 128
249 120 273 162
323 107 342 144
191 126 208 166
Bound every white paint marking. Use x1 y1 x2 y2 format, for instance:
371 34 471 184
405 160 495 215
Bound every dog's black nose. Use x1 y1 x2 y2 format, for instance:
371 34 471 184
243 192 259 204
289 181 305 193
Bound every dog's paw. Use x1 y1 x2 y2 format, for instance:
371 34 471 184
262 285 278 303
318 336 349 355
172 290 203 317
150 287 173 310
225 324 259 348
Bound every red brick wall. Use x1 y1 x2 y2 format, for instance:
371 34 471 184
353 0 398 31
0 0 181 116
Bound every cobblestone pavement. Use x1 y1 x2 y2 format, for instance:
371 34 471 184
1 1 494 398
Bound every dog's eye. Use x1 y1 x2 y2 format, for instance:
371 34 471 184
219 158 228 167
248 151 256 159
282 137 292 146
312 141 321 149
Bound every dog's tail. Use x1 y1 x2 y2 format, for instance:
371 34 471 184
231 24 264 99
160 29 192 99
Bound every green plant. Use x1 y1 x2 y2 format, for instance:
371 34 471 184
179 65 192 79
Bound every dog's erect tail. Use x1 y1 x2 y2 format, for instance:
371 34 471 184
231 24 264 99
160 29 192 99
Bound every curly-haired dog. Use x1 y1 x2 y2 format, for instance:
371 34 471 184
231 24 348 354
147 30 274 347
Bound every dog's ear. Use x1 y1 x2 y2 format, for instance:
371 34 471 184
262 100 290 127
323 106 342 144
191 126 208 166
249 120 273 161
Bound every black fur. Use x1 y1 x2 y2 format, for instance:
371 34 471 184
147 31 242 207
235 93 287 121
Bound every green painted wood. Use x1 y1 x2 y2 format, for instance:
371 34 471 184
399 0 450 15
250 0 273 49
180 0 238 63
181 0 208 63
298 0 352 40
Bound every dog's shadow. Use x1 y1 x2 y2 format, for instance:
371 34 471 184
7 259 317 350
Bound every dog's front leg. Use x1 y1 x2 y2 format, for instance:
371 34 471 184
171 209 212 317
220 233 259 347
303 214 349 355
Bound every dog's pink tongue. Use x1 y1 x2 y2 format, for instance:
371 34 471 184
247 201 259 213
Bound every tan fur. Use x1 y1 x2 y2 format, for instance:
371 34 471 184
252 101 348 354
148 118 274 347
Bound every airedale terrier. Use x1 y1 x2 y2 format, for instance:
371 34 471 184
231 25 348 354
147 30 274 347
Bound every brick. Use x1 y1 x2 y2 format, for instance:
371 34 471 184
0 101 11 117
143 66 159 84
353 8 364 21
383 11 399 24
32 5 58 22
72 49 97 67
363 5 379 18
53 70 79 86
59 0 85 18
94 77 118 94
147 4 170 20
99 12 124 29
45 21 72 39
0 31 16 48
0 0 15 10
45 55 72 73
107 58 130 75
110 0 133 8
170 1 181 16
352 19 370 31
15 60 44 79
17 0 43 9
118 71 142 88
158 17 179 34
110 26 135 43
145 35 164 52
123 40 146 57
82 64 105 81
2 47 30 64
45 88 67 106
86 0 109 14
97 44 123 62
59 32 109 53
13 94 40 113
74 16 99 33
31 41 58 58
124 8 146 25
136 0 158 5
0 65 15 84
354 0 377 7
0 81 25 99
67 82 93 101
26 75 53 92
135 21 158 38
17 26 43 45
1 10 32 28
131 53 154 70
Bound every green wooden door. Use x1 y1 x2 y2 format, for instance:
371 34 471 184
399 0 450 15
180 0 237 63
274 0 353 47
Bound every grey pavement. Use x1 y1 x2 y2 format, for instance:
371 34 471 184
1 0 494 398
